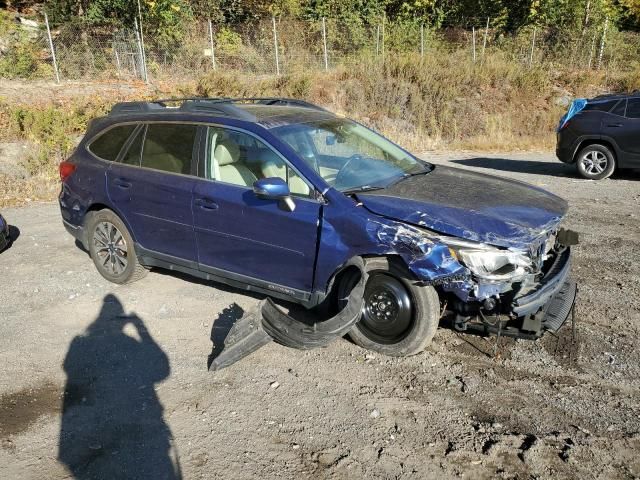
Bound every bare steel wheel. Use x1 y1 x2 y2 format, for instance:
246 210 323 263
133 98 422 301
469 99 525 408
576 144 615 180
361 274 414 345
343 257 441 357
87 209 147 284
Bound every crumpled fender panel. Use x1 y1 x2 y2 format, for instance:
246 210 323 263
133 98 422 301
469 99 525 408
209 257 367 371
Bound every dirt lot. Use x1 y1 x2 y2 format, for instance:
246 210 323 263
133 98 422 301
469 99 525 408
0 151 639 480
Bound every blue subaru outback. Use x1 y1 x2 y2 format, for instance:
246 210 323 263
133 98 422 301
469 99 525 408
60 98 577 356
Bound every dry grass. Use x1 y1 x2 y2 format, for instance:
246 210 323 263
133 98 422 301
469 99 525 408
2 53 640 207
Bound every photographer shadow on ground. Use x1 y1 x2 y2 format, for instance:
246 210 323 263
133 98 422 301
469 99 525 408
58 294 181 480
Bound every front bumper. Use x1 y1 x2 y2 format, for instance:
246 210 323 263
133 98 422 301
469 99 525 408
512 247 572 317
452 247 577 339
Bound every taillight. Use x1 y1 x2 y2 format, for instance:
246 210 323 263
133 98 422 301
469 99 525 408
59 161 76 181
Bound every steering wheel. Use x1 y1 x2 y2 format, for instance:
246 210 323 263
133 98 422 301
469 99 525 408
334 154 365 189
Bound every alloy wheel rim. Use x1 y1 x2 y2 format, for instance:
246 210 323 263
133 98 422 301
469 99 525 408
93 221 128 275
360 274 413 344
581 151 608 175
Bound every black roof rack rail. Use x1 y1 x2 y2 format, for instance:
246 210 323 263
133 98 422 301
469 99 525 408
109 97 329 118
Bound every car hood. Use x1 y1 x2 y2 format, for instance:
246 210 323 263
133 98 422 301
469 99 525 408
357 166 568 249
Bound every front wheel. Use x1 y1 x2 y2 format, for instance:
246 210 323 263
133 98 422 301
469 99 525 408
576 144 615 180
345 257 441 357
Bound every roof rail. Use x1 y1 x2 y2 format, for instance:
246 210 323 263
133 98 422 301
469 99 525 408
109 97 328 118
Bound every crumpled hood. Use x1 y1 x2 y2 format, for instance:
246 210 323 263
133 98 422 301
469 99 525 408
358 166 568 249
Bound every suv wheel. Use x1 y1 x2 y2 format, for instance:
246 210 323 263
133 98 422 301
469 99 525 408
576 144 615 180
87 209 147 284
342 257 441 357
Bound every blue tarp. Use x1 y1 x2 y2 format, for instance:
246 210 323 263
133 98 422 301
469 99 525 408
557 98 587 131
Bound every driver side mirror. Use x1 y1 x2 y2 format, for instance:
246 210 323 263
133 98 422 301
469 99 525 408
253 177 296 212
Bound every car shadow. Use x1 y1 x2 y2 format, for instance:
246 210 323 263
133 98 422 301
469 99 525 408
451 157 640 180
58 294 181 480
450 157 576 178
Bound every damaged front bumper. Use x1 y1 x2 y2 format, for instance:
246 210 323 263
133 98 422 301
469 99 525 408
450 247 577 339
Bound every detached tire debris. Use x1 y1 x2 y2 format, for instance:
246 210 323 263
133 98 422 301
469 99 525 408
209 258 368 371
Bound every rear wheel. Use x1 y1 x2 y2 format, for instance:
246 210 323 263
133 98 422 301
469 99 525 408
344 257 441 357
87 209 147 284
576 144 615 180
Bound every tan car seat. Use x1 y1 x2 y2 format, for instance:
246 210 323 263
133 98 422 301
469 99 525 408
213 138 258 187
260 150 310 196
142 138 183 174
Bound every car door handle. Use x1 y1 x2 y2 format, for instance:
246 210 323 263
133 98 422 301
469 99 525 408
606 123 623 127
113 178 132 189
195 198 219 210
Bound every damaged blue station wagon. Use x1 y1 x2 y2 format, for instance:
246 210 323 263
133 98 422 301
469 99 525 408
60 98 577 358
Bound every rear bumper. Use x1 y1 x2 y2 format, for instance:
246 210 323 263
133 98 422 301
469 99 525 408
63 219 86 247
556 145 575 164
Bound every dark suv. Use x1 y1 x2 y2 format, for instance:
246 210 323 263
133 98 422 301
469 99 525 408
557 93 640 179
60 98 577 356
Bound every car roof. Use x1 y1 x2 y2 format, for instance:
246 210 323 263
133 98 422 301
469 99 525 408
106 98 336 129
590 91 640 102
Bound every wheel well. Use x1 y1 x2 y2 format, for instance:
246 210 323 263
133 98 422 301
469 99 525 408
83 203 137 242
84 203 111 221
573 139 617 164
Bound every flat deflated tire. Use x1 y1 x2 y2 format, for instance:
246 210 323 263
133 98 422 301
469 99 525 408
86 209 147 285
345 257 441 357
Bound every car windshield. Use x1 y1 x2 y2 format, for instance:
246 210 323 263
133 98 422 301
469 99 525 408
270 118 431 192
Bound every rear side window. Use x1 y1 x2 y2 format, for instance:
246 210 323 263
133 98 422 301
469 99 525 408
88 125 136 161
142 124 198 175
583 100 617 112
611 99 626 116
626 98 640 118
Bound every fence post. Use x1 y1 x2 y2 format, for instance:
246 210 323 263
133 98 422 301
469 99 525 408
529 27 536 68
44 13 60 83
472 26 476 62
208 19 216 70
272 17 280 75
322 17 328 70
587 32 596 68
381 13 385 61
597 17 608 70
482 17 489 58
376 25 380 56
134 17 148 82
420 24 424 58
135 1 149 83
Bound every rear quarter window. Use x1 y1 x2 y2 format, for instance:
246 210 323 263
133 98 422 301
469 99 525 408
88 125 136 161
583 100 618 112
626 98 640 118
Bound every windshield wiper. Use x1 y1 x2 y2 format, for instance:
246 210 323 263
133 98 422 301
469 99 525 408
342 185 386 194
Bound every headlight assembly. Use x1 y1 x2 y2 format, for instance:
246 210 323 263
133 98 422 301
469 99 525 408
435 236 531 282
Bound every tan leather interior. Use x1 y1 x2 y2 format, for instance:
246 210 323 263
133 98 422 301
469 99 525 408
213 139 258 187
142 139 183 174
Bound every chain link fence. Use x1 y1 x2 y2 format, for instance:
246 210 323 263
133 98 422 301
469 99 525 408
2 15 636 83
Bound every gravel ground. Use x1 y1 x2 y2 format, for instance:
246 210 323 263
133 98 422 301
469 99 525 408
0 151 639 480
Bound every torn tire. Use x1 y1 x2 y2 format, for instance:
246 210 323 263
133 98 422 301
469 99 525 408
209 257 368 371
